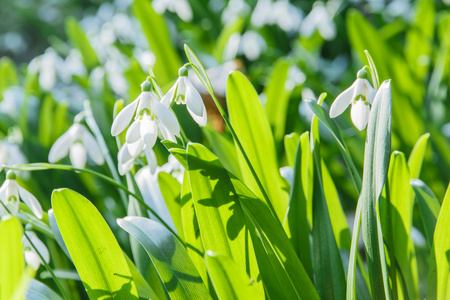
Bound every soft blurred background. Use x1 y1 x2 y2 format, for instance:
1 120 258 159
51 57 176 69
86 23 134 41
1 0 449 297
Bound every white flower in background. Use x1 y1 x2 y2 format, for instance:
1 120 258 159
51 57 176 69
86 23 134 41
300 1 336 41
329 68 377 131
0 171 43 220
135 155 184 232
111 79 180 145
22 231 50 271
161 66 207 127
117 143 157 176
49 123 104 169
0 140 28 175
152 0 193 22
251 0 303 32
280 166 294 186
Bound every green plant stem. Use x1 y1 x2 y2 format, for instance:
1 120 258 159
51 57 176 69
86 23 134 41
83 100 128 210
0 201 72 300
5 163 181 241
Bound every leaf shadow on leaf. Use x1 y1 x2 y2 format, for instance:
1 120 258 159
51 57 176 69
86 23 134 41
83 275 137 299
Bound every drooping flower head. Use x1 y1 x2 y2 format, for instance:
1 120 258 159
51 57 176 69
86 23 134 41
161 66 207 127
0 170 43 220
329 67 376 131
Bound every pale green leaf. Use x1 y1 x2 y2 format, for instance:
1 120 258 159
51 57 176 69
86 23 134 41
65 17 99 70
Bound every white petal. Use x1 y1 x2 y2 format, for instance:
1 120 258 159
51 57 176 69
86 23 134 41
17 185 43 219
119 160 134 176
153 99 180 136
365 80 377 104
126 120 141 144
185 80 207 126
350 100 370 131
48 126 77 163
128 139 145 157
140 118 158 149
144 148 157 174
111 98 139 136
136 92 153 114
81 129 104 165
329 82 356 118
160 81 178 107
158 123 177 142
70 143 87 169
25 250 41 271
24 232 50 263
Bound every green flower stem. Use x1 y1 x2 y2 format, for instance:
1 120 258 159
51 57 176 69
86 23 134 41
5 163 181 241
83 100 128 210
0 201 72 300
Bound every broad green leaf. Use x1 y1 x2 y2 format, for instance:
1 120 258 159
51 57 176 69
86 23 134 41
0 217 24 300
306 99 361 193
311 114 346 300
65 17 99 70
230 177 319 300
203 126 241 177
227 71 289 221
26 279 63 300
205 252 261 300
433 184 450 300
404 0 435 81
117 216 211 300
283 132 313 282
186 143 262 296
382 152 418 300
284 132 300 168
180 171 208 289
264 59 292 148
0 57 19 95
52 188 139 299
158 172 183 240
132 0 181 85
410 179 440 247
407 133 430 179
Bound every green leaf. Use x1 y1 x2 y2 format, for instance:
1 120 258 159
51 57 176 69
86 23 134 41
184 45 214 94
26 279 63 300
283 132 313 281
382 151 419 300
186 143 262 296
432 184 450 300
117 216 211 300
132 0 181 85
0 57 19 96
407 133 430 179
205 252 261 300
310 114 346 300
52 188 139 299
39 94 55 148
227 71 289 221
356 81 392 300
158 172 183 240
410 179 440 247
264 59 292 148
0 217 23 300
213 17 245 62
65 17 99 70
284 132 300 168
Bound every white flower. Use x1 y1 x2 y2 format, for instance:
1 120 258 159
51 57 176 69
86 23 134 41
329 69 377 131
49 123 104 169
22 231 50 271
111 79 180 144
0 171 43 220
161 67 207 127
117 142 157 176
300 2 336 40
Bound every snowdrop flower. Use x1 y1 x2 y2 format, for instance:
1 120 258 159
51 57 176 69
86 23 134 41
300 2 336 40
49 122 104 169
161 67 207 126
117 142 157 176
0 140 28 174
152 0 193 22
0 171 43 220
22 231 50 271
329 68 377 131
111 79 180 145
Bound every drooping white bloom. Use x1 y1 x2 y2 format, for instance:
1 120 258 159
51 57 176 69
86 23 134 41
111 79 180 144
329 69 377 131
161 67 207 127
152 0 193 22
22 231 50 271
49 123 104 169
0 171 43 220
300 1 336 40
117 142 157 176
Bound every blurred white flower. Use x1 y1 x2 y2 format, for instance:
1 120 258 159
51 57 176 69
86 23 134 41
239 31 267 61
300 2 336 40
0 140 28 176
280 166 294 186
329 69 376 131
152 0 193 22
22 231 50 271
161 67 207 127
0 171 43 220
111 79 180 144
222 0 250 24
48 123 104 169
